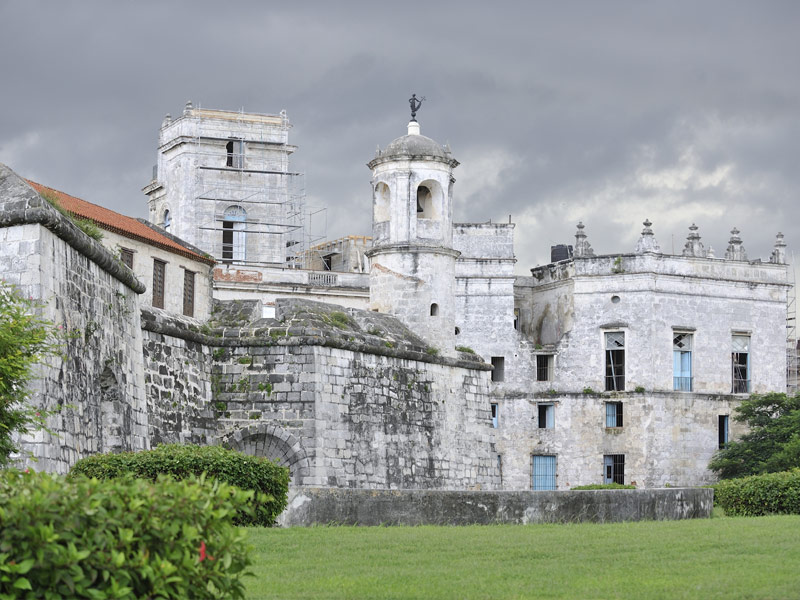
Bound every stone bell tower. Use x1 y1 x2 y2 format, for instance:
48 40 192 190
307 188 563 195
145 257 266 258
365 104 460 352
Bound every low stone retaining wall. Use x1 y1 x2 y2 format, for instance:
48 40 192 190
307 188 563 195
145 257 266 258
278 487 713 526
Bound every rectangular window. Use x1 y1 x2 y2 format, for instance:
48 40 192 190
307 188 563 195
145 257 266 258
183 269 195 317
513 308 520 331
536 354 553 382
732 335 750 393
152 259 166 309
490 403 498 428
605 402 623 428
226 139 244 168
603 454 625 485
673 332 693 391
497 454 503 483
491 357 505 382
120 247 134 269
532 455 556 491
719 415 730 449
537 403 554 429
605 332 625 391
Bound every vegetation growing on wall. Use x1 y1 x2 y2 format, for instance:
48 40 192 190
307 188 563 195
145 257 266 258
709 392 800 479
0 282 61 465
39 190 104 241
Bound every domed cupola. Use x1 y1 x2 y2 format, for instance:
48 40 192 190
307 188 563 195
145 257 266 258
365 97 460 353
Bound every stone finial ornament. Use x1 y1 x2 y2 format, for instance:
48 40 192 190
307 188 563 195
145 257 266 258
635 218 661 254
183 100 193 115
682 223 706 258
574 221 595 257
162 113 172 128
725 227 748 261
770 232 787 264
707 245 715 258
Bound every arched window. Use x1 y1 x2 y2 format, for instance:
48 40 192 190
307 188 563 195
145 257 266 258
430 303 439 316
222 205 247 262
374 182 390 223
163 209 171 232
416 181 442 220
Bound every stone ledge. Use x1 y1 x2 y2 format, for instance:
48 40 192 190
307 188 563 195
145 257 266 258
278 487 714 527
0 164 145 293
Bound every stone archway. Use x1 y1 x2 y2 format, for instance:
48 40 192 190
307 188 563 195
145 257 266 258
219 423 310 484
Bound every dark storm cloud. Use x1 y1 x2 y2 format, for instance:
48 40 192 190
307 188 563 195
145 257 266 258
1 0 799 272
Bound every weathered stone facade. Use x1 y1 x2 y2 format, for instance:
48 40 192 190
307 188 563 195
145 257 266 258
1 105 793 497
1 166 148 473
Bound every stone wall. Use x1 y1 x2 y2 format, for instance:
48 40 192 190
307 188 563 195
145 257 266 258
279 487 714 526
0 166 148 473
139 299 500 490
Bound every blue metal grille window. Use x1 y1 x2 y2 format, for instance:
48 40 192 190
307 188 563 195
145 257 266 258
603 454 625 485
532 455 556 490
673 332 693 391
605 402 623 428
732 335 750 393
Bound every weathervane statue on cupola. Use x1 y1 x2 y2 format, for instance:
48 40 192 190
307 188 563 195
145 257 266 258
409 93 425 122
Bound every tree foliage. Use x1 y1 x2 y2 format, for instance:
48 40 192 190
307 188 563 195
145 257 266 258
709 391 800 479
0 282 60 465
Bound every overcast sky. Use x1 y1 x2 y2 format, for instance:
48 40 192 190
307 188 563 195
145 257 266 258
2 1 799 275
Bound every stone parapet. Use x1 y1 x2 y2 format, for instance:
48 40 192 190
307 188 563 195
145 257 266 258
278 487 714 526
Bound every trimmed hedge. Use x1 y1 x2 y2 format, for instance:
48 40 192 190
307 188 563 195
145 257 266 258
571 483 637 490
0 470 251 599
68 444 289 526
714 469 800 516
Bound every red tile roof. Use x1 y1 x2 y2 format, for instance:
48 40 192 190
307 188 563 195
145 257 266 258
26 180 215 265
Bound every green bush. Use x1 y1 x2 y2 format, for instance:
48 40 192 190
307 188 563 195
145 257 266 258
0 470 251 599
68 444 290 526
714 469 800 516
571 483 636 490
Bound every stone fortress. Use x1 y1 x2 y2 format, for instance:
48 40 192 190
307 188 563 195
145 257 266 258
0 101 792 494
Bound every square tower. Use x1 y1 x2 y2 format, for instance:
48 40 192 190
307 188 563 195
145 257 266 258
143 102 301 267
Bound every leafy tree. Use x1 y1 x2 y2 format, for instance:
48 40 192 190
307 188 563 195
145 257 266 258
709 391 800 479
0 281 60 465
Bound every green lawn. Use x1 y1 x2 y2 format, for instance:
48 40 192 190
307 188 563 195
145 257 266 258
243 515 800 599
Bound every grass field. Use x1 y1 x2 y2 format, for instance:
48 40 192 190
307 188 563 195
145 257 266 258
244 515 800 599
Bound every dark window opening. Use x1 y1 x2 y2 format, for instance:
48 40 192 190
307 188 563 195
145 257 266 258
222 222 234 262
732 335 750 393
226 139 243 168
120 248 134 269
605 332 625 391
491 403 498 428
719 415 729 449
513 308 520 331
537 355 553 382
454 327 461 336
322 255 333 271
604 454 625 485
416 185 431 214
605 402 623 428
152 259 166 309
491 357 505 382
430 303 439 316
183 269 195 317
163 209 171 232
538 403 554 429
